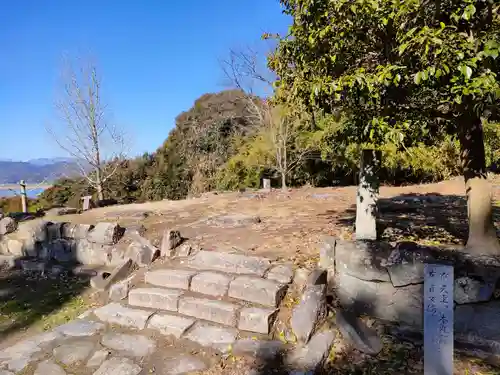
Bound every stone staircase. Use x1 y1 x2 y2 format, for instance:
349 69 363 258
93 250 292 355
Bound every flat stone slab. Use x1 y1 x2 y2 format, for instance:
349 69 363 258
94 357 142 375
291 285 327 343
55 320 105 337
335 309 382 355
238 307 277 334
266 265 294 284
34 360 67 375
286 330 336 371
86 349 111 368
128 288 183 312
187 250 271 276
162 354 208 374
101 333 156 357
53 340 95 365
233 339 284 359
229 276 287 307
148 313 196 338
184 322 238 353
190 272 232 297
145 269 197 290
178 296 239 326
94 303 154 329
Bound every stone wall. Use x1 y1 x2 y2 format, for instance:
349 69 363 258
320 237 500 354
0 217 148 268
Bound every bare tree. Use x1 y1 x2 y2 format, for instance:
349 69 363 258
47 57 126 200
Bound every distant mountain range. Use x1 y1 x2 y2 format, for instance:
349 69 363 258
0 158 82 184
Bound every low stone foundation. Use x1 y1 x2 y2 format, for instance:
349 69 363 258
320 237 500 354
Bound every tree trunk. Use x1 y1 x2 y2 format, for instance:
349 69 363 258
458 114 500 255
95 166 104 201
281 172 287 191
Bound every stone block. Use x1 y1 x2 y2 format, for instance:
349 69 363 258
385 242 435 286
53 340 95 365
233 339 284 359
454 276 494 304
125 241 155 267
175 243 193 257
145 269 197 290
319 236 336 270
335 309 382 355
46 222 64 242
160 229 182 257
178 296 239 326
75 239 114 265
34 360 66 375
238 307 277 334
16 220 49 242
55 320 105 337
286 330 336 371
229 276 287 307
0 217 17 235
93 357 142 375
336 271 423 328
187 250 271 276
4 238 25 257
50 239 75 262
101 333 156 357
291 285 326 343
127 231 158 259
162 354 207 374
183 322 238 353
86 349 110 368
128 288 183 311
87 222 124 245
148 313 195 338
94 302 154 329
306 269 327 286
90 259 133 291
266 264 294 284
0 255 16 270
293 268 311 288
62 223 93 239
109 276 133 302
190 271 232 296
335 239 392 282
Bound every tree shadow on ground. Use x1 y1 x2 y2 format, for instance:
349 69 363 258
321 193 500 246
0 265 91 340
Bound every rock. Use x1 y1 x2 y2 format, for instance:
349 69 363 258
184 322 238 353
0 217 17 235
148 313 195 338
335 271 423 328
266 265 294 284
93 357 142 375
53 340 95 365
109 276 133 302
2 238 25 256
188 250 271 276
86 349 110 368
145 269 197 290
319 236 336 270
206 214 261 228
125 224 147 237
228 276 287 307
94 303 154 329
238 307 277 334
454 276 495 304
48 207 78 216
46 222 65 241
233 339 284 359
125 241 155 267
20 260 45 272
178 296 239 326
335 310 382 355
335 239 392 282
162 355 208 374
190 271 232 297
0 255 16 269
34 360 67 375
128 288 183 312
286 330 336 371
50 239 75 262
160 229 182 257
291 285 327 343
55 320 105 337
74 239 113 265
16 220 49 242
293 268 311 288
385 242 435 286
62 223 93 239
0 370 14 375
87 222 124 245
101 333 156 357
174 243 192 257
306 269 327 286
90 259 133 291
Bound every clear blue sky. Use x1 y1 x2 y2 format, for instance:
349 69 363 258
0 1 290 160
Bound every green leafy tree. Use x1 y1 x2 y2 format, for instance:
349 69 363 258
270 0 500 254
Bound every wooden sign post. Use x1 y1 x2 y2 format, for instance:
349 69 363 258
424 263 454 375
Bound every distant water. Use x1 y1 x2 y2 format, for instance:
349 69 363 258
0 188 46 198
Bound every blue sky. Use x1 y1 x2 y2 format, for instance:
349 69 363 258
0 1 290 160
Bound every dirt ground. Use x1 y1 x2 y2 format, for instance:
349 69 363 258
1 175 499 374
